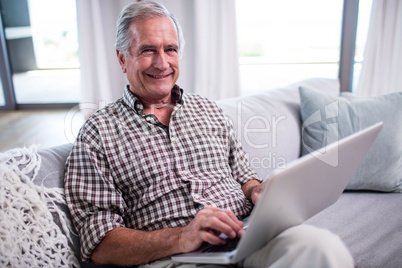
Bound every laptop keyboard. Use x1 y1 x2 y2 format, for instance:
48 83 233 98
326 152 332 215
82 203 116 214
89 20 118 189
202 217 248 253
203 237 240 253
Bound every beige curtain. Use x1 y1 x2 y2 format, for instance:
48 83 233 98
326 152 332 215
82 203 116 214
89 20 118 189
162 0 241 100
76 0 130 117
191 0 240 100
357 0 402 97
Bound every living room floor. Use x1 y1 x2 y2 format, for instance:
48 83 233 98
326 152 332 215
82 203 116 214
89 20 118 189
0 110 85 152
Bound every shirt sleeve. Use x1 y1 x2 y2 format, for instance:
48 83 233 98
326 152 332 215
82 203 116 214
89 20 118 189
64 119 127 262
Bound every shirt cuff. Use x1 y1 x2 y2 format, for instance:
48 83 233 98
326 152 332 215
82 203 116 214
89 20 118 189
78 211 125 262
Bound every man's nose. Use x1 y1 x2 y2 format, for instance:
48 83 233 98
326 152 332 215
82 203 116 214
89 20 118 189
153 52 169 70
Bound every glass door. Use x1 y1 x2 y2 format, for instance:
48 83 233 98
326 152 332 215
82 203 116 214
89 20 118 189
0 0 79 109
0 78 4 106
236 0 344 95
0 6 15 110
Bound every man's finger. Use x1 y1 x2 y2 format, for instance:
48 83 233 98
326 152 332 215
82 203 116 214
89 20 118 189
200 208 243 239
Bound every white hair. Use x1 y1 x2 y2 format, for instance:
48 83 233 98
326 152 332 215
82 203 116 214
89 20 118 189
115 0 185 57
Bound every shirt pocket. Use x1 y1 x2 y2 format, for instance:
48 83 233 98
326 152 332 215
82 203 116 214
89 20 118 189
182 121 231 177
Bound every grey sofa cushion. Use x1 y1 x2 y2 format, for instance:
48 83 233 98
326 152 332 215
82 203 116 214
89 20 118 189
33 144 82 264
306 192 402 268
34 143 74 188
218 78 340 180
299 87 402 192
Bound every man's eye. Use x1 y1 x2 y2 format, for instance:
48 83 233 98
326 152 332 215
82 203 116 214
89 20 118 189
142 49 154 55
167 48 178 53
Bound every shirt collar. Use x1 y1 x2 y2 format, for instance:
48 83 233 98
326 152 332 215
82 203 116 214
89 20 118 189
123 84 184 115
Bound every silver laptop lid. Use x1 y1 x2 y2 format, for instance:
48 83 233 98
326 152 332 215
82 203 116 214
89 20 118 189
172 122 383 264
231 122 383 262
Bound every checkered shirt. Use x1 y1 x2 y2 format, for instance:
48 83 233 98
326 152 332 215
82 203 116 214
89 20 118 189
64 85 261 262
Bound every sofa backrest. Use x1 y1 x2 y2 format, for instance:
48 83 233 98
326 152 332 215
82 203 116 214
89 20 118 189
217 78 340 180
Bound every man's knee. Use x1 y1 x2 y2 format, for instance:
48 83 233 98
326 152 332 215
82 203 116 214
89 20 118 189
288 224 345 251
242 225 354 268
290 225 353 265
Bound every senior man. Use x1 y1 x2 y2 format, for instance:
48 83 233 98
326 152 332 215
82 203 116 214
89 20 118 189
65 1 354 267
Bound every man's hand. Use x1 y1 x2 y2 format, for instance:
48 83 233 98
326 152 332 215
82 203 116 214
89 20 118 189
91 207 244 266
242 179 266 205
178 207 244 253
250 182 266 205
91 181 266 266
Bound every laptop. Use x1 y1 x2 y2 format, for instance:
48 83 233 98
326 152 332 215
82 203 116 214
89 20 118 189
171 122 383 264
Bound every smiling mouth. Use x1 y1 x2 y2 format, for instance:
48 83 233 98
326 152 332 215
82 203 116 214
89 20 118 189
147 74 171 79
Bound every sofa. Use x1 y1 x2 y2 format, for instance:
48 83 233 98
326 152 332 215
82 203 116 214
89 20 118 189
0 78 401 267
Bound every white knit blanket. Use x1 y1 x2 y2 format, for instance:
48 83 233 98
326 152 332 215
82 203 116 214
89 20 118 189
0 146 79 267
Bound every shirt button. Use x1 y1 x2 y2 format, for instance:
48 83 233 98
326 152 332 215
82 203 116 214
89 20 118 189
183 170 189 175
193 194 200 200
145 116 152 122
136 103 142 110
171 137 176 143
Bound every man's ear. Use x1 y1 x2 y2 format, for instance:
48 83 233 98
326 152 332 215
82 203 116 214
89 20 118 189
116 49 127 73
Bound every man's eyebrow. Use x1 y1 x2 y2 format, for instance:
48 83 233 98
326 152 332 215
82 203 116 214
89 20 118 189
166 44 179 49
138 44 179 51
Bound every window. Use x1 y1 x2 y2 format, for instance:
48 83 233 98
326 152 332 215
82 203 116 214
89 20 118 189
236 0 344 95
29 0 79 69
0 0 80 107
0 77 4 106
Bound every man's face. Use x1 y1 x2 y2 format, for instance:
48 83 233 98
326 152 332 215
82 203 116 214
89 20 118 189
117 16 180 101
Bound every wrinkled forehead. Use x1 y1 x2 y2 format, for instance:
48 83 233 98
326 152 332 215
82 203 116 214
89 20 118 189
132 14 177 34
129 16 179 45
